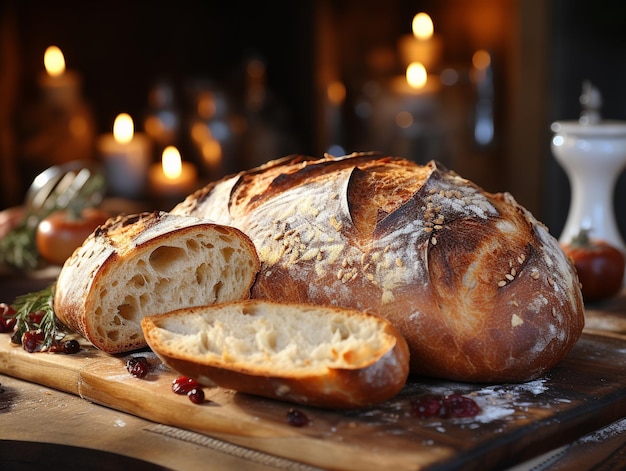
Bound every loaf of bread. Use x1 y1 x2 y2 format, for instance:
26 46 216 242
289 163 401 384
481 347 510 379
172 153 585 382
142 300 410 408
54 211 260 353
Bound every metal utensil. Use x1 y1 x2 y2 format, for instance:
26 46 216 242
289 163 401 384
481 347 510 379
0 161 107 270
24 160 106 212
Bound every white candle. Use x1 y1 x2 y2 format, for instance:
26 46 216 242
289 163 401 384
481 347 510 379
398 13 443 70
391 66 441 98
149 146 198 200
38 45 81 107
97 113 151 199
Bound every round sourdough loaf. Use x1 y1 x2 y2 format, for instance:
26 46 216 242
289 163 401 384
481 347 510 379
172 153 585 382
54 211 260 353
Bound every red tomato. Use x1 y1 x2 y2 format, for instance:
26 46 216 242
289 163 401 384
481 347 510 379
562 233 625 302
36 208 110 265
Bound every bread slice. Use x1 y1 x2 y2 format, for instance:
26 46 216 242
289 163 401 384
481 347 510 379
54 211 260 353
142 300 410 408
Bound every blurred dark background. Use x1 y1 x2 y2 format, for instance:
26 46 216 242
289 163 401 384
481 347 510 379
1 0 626 240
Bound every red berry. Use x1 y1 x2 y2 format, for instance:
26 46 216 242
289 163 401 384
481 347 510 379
411 395 442 418
286 409 309 427
172 376 200 395
62 339 81 354
411 393 481 419
187 388 205 404
126 356 150 378
28 311 45 326
22 331 42 353
442 394 481 418
0 303 16 333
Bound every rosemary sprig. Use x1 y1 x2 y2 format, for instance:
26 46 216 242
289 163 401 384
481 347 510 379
10 283 67 350
0 212 48 271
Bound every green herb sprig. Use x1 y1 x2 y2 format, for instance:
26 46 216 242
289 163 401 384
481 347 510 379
0 212 46 271
10 283 67 350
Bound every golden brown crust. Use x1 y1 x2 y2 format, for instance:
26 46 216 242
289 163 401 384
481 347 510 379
142 300 410 409
54 212 260 353
172 153 585 382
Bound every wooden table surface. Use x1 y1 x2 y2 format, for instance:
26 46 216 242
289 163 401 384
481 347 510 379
2 272 626 470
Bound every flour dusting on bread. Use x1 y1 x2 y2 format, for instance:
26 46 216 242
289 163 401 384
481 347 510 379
172 153 584 382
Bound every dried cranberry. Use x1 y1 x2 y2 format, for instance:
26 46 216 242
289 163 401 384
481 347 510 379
28 311 45 326
126 356 150 378
187 388 205 404
411 395 442 418
22 331 43 353
286 408 309 427
442 394 481 418
47 339 81 354
172 376 200 395
62 339 81 354
0 303 16 333
411 393 481 419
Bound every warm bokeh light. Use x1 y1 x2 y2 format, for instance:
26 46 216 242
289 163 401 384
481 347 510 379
162 146 183 179
327 81 346 105
113 113 134 144
395 111 414 129
202 139 222 168
44 45 66 77
472 50 491 70
412 13 434 41
246 58 266 80
406 62 428 89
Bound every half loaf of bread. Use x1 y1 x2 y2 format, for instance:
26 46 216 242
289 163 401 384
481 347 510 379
142 300 410 408
172 153 585 383
54 211 260 353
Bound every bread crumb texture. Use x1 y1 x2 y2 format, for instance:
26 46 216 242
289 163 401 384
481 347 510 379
150 302 395 375
55 212 259 352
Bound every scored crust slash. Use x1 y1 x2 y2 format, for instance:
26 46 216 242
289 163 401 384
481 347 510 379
171 152 584 383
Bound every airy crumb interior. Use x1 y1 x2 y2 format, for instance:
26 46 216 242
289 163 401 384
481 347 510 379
154 303 393 373
92 228 257 347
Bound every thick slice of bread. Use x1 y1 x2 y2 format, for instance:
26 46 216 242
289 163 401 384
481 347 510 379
54 211 260 353
142 300 410 409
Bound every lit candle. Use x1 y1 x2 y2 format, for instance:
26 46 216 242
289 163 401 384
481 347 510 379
390 62 440 97
398 13 443 71
38 45 81 107
97 113 151 199
149 146 198 201
383 62 441 133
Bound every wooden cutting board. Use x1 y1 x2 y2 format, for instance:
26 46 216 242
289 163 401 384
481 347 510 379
2 332 626 471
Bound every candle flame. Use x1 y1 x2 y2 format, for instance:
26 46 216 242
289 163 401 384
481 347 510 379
113 113 134 144
44 46 66 77
406 62 427 89
412 13 434 41
162 146 183 179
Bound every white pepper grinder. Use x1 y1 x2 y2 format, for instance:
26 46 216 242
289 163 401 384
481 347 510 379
551 81 626 253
